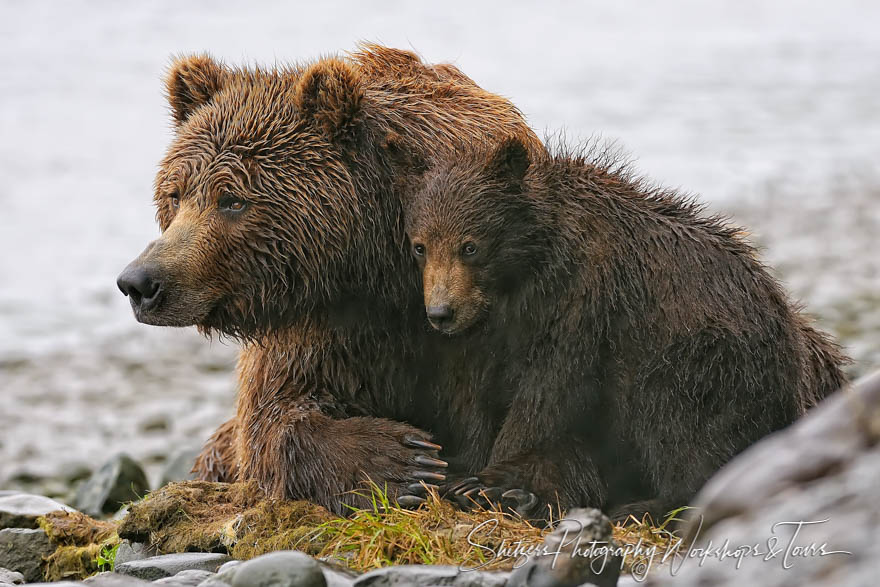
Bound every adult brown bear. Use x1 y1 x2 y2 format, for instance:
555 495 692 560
402 138 849 521
116 45 544 515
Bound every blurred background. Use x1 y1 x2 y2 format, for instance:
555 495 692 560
1 1 877 497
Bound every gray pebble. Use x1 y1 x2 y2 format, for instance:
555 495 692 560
154 569 217 586
82 571 152 585
354 565 507 587
0 567 25 585
114 540 158 567
217 560 242 575
231 551 326 587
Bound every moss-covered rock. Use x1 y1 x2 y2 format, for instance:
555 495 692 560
37 510 119 581
118 480 333 559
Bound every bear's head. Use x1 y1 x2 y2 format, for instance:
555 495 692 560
404 137 551 335
117 55 403 338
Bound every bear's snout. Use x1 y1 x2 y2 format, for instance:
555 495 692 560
117 263 163 313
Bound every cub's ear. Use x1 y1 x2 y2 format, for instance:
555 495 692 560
382 132 428 206
295 58 364 142
382 131 428 175
487 136 531 187
165 55 227 125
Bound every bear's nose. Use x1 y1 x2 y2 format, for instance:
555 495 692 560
117 264 162 311
426 305 454 327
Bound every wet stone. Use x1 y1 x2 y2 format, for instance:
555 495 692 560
154 569 216 586
113 540 158 567
115 553 232 581
507 508 620 587
353 565 508 587
0 567 25 585
0 528 54 582
82 571 152 585
74 454 150 517
0 493 73 529
159 447 201 488
230 551 326 587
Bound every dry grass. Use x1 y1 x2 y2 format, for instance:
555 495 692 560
315 483 548 571
314 482 683 574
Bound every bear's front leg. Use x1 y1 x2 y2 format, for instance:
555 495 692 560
237 406 448 515
192 417 239 483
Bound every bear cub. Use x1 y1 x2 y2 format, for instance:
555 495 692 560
403 137 848 522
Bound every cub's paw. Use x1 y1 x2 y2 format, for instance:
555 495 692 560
447 476 543 520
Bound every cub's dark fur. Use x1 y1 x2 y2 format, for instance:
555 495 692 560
404 138 849 520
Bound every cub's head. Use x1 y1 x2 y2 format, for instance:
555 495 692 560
404 137 549 335
117 55 379 338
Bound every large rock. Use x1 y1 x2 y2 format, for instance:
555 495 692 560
507 509 619 587
645 371 880 586
74 454 150 516
0 528 53 582
0 493 73 529
230 551 326 587
115 553 232 581
354 565 507 586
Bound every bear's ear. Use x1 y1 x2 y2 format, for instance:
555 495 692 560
295 58 364 142
487 136 531 188
165 55 227 125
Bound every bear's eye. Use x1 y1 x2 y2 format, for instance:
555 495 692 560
462 242 478 256
412 244 426 257
219 193 247 213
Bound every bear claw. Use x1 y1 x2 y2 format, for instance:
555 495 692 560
447 478 540 517
403 435 442 451
449 477 481 495
414 455 448 468
413 470 446 482
501 488 538 513
397 495 426 508
406 482 440 496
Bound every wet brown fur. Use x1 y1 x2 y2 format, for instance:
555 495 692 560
120 45 543 515
403 137 850 521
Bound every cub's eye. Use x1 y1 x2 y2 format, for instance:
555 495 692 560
412 244 426 257
462 242 478 256
170 194 180 208
219 193 247 213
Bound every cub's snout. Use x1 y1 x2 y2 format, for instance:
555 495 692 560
426 304 454 330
